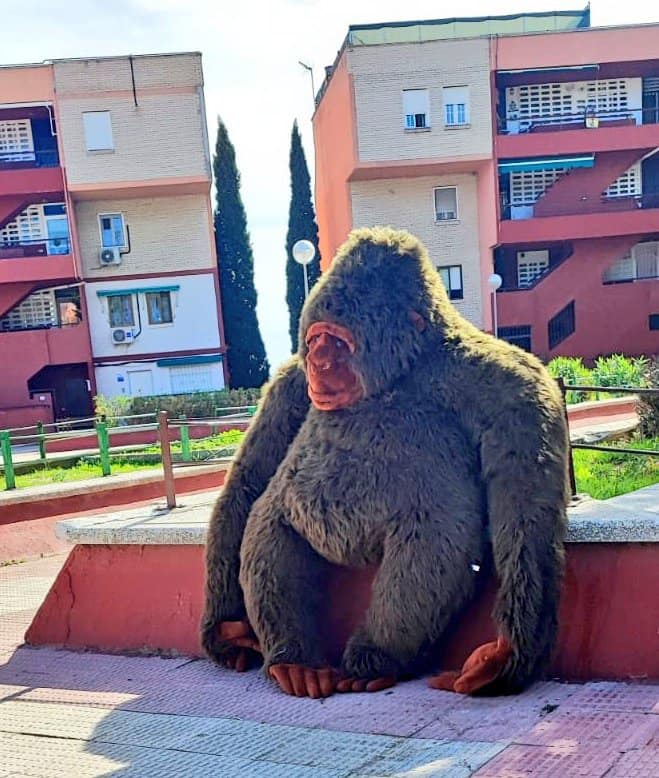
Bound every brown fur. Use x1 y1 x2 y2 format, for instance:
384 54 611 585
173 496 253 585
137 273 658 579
202 227 569 693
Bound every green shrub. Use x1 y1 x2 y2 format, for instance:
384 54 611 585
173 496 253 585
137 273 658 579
547 357 592 404
93 394 133 425
591 354 648 395
638 358 659 438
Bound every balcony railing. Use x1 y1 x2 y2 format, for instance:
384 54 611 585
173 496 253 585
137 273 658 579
0 149 60 168
0 236 71 258
498 105 658 135
500 192 659 221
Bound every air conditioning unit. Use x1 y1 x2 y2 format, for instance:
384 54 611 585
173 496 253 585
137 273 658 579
99 247 122 266
111 328 134 345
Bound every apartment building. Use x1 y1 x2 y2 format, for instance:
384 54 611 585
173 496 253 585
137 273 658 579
0 53 226 428
313 8 659 361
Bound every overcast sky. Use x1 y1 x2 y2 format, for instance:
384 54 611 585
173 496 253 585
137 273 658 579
2 1 656 370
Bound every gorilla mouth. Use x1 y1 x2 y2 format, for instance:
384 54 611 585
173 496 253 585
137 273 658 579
305 321 363 411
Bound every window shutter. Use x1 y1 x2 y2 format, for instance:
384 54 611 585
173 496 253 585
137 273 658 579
83 112 114 151
443 86 469 125
402 89 430 128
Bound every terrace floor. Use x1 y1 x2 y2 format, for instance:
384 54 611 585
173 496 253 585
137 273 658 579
1 553 658 777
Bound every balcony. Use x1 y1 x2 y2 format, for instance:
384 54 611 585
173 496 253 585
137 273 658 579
0 148 60 169
0 239 76 286
500 193 659 243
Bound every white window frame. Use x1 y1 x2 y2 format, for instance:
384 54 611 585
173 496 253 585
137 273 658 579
98 213 127 250
433 186 459 222
443 86 470 127
82 111 114 152
402 89 430 130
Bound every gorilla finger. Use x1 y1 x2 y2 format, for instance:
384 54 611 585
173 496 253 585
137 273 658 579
351 679 368 692
269 665 294 696
232 637 262 652
304 669 321 699
336 678 353 693
318 668 337 697
428 671 460 691
288 665 308 697
454 662 502 695
365 676 396 693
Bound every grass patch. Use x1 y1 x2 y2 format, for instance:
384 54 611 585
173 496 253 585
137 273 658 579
142 428 244 455
0 460 161 490
574 437 659 499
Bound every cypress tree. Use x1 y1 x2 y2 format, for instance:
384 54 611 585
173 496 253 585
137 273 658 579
213 118 270 388
285 121 322 352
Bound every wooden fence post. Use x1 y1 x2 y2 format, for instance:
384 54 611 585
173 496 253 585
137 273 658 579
0 431 16 490
159 411 177 509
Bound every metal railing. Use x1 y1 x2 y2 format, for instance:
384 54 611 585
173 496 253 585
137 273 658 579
0 406 256 493
0 149 60 167
0 235 71 258
498 104 658 135
557 379 659 497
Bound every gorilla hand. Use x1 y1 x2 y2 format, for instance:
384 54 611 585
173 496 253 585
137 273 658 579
428 636 512 694
203 619 262 672
269 664 338 698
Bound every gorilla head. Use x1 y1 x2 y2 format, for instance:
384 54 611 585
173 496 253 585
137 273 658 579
298 228 454 411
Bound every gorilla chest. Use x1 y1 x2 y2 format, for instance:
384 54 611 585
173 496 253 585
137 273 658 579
281 403 463 563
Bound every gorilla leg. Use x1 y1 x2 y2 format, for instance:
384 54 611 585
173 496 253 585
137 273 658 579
339 517 484 692
239 498 335 698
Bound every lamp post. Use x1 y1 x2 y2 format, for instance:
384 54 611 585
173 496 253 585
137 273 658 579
487 273 503 338
292 239 316 299
298 61 316 106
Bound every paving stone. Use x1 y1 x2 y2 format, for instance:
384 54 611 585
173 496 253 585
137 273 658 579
567 681 659 713
514 709 657 750
260 727 397 772
472 743 623 777
605 747 659 777
356 738 507 777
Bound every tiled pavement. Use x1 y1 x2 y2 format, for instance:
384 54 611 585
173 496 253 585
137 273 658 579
1 555 658 777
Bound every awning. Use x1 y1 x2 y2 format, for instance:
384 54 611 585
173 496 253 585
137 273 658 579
96 285 180 297
156 354 222 367
498 155 595 174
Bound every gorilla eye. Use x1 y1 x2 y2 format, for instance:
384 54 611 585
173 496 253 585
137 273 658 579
334 338 344 348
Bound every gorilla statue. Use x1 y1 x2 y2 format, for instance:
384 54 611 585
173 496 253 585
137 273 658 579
202 227 570 699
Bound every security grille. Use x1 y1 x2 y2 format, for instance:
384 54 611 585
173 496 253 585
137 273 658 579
0 119 34 161
603 242 659 282
0 289 57 331
603 163 642 198
498 325 532 352
517 250 550 287
170 364 216 394
0 205 44 245
510 169 566 205
548 301 575 349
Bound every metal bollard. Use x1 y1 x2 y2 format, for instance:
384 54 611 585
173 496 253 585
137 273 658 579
158 411 177 509
0 431 16 490
180 414 191 462
96 421 111 477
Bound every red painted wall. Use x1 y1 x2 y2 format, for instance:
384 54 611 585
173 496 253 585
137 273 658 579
534 151 645 218
25 541 659 682
0 325 92 427
498 236 658 359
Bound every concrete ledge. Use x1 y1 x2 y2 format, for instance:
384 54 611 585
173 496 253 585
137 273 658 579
0 463 230 525
55 492 659 546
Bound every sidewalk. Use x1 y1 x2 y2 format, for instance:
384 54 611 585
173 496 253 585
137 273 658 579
1 553 658 776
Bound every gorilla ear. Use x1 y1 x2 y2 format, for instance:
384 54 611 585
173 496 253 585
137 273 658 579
408 310 426 333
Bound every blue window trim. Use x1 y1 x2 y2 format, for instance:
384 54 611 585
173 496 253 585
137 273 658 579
156 354 222 367
97 285 180 298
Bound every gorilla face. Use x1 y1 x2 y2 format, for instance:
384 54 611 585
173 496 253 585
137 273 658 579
300 230 437 411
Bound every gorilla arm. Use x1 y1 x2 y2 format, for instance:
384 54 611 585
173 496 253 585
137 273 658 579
429 345 569 694
201 356 310 668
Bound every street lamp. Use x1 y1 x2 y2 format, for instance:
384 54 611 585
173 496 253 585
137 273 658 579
292 239 316 299
487 273 503 338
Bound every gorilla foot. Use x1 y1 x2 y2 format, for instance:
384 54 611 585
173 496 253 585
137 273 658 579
203 619 262 672
268 664 337 699
428 636 512 695
336 676 397 693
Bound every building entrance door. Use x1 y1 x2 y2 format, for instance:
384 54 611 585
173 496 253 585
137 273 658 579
127 369 154 397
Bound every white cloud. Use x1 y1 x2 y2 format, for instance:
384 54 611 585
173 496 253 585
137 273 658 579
2 0 656 371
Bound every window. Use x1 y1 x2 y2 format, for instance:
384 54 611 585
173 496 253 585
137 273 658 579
438 265 463 300
434 187 458 221
517 250 549 288
146 292 173 324
99 214 126 249
548 301 575 349
604 163 642 199
649 314 659 331
604 241 659 282
0 119 35 162
83 111 113 151
108 294 134 327
443 86 469 126
499 326 532 352
509 169 566 206
402 89 430 129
